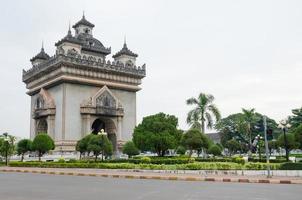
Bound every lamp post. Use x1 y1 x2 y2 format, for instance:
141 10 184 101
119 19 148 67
2 132 9 166
98 129 107 161
255 134 263 159
278 120 291 161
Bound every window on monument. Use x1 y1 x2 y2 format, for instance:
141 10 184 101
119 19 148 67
85 28 90 34
36 97 43 109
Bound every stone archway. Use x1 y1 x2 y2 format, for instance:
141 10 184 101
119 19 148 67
90 117 117 152
91 119 106 134
36 118 48 134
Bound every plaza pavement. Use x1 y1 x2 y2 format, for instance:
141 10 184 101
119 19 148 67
1 166 302 184
1 173 301 200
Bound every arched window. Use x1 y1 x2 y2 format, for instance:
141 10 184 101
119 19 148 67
36 97 44 109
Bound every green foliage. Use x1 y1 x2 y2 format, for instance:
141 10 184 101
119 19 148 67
140 156 151 163
216 111 280 150
181 129 211 156
122 141 139 158
208 144 222 157
133 113 182 156
31 133 55 161
0 134 16 162
225 139 242 155
277 133 299 151
76 134 94 158
17 139 32 162
294 124 302 149
176 146 186 155
289 107 302 131
87 134 113 161
186 93 221 133
268 140 278 155
280 162 302 170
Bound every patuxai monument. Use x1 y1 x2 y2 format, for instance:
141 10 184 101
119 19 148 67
22 14 146 155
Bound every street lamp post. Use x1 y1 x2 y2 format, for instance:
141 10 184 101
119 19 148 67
2 132 9 166
278 120 291 162
98 129 107 161
255 134 263 159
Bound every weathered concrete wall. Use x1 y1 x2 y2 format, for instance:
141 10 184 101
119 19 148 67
47 84 63 141
111 88 136 141
64 83 99 140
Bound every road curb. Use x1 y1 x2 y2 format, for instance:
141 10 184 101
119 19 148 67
0 168 298 184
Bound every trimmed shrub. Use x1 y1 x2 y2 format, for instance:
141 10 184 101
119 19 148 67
280 162 302 170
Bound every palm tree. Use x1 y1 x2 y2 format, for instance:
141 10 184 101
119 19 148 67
241 108 256 153
186 93 221 133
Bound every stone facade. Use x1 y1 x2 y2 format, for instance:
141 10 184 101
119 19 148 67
23 15 146 155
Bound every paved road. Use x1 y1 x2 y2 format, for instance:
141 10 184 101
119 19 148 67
0 173 301 200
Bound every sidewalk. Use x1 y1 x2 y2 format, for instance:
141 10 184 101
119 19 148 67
1 167 302 184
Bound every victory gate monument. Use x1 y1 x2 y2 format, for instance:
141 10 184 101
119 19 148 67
22 14 146 155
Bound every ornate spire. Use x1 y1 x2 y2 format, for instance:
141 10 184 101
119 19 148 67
30 43 50 62
72 13 94 28
67 21 72 37
113 38 138 58
41 40 44 51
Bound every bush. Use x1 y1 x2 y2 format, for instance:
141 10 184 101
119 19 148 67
245 162 281 170
122 141 139 158
176 146 186 155
140 157 151 163
280 162 302 170
208 145 222 156
248 157 287 163
31 133 55 161
232 157 245 165
8 161 294 170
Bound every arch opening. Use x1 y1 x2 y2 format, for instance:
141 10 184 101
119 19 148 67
36 119 48 134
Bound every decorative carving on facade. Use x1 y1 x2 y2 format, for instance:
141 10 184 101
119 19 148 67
80 86 124 117
33 88 56 119
22 54 146 82
67 48 78 57
96 90 116 108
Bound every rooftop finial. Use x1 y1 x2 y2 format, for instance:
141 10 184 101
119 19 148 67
83 10 85 18
123 35 127 48
41 40 44 51
67 21 72 36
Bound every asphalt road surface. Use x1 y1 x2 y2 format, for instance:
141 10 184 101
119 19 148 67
0 173 301 200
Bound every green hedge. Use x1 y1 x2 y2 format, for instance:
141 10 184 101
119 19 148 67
279 162 302 170
248 158 287 163
8 161 285 170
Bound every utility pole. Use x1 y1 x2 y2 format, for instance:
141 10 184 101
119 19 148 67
263 116 271 178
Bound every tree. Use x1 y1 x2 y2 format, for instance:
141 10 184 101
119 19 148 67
87 134 113 161
181 129 211 157
208 144 222 157
241 108 257 153
0 134 16 165
289 107 302 131
17 139 32 162
176 146 186 155
122 141 139 158
225 139 241 156
133 113 181 156
186 93 221 133
294 124 302 149
277 133 299 160
216 111 280 151
31 133 55 161
76 134 94 159
268 140 278 156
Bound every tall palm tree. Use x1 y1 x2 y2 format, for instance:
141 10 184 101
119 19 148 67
186 93 221 133
241 108 256 153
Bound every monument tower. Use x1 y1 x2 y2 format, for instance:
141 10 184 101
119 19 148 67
22 14 146 154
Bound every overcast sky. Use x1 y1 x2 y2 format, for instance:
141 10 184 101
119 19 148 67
0 0 302 138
